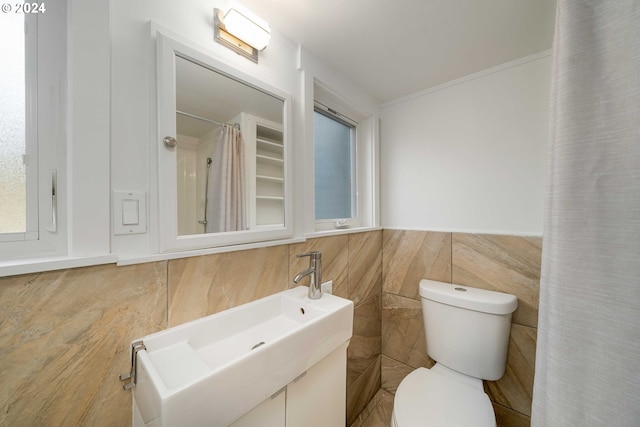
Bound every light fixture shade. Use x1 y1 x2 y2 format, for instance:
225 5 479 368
223 9 271 51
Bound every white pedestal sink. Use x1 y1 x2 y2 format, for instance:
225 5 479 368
130 286 353 426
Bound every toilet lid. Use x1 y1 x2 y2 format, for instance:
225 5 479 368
393 368 496 427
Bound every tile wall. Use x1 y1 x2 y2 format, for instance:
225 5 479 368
0 231 382 426
380 230 542 427
0 262 168 426
0 229 540 426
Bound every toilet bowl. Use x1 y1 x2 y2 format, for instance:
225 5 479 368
391 364 495 427
391 279 517 427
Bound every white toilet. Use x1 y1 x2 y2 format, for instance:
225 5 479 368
391 279 518 427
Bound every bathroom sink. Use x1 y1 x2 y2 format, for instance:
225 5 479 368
131 286 353 426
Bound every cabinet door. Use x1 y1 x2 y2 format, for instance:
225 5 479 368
285 345 347 427
230 388 286 427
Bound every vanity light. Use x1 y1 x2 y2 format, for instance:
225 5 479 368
214 8 271 63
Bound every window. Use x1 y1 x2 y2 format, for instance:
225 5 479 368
313 81 378 231
313 107 356 221
0 8 66 259
0 12 38 242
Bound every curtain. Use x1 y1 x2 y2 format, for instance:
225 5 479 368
205 125 247 233
532 1 640 425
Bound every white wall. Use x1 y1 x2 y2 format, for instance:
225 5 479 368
68 0 111 256
380 53 551 235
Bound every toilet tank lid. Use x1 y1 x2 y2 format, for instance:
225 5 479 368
419 279 518 315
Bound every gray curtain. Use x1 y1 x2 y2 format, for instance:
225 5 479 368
205 125 247 233
532 1 640 425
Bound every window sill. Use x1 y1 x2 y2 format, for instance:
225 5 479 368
306 226 382 239
0 254 118 278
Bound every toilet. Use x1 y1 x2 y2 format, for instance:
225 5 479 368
391 279 518 427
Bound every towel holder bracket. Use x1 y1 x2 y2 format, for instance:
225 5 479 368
119 340 147 390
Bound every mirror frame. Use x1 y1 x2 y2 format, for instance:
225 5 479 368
155 30 293 252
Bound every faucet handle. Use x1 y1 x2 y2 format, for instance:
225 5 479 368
296 251 322 260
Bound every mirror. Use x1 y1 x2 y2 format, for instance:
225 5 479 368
175 56 284 235
156 31 292 252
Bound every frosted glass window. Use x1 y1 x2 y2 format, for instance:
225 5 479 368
314 111 355 220
0 13 26 233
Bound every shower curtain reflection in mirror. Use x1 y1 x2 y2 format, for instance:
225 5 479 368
205 125 247 233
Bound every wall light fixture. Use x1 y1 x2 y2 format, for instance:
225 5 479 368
214 8 271 63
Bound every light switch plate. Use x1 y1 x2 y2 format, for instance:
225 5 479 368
113 191 147 235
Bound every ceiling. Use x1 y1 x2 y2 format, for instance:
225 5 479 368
238 0 557 103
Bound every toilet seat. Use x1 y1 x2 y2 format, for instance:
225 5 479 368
392 367 496 427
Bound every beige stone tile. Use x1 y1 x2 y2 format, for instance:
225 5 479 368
351 388 394 427
347 356 381 426
364 390 394 427
349 231 382 307
493 402 531 427
168 245 289 326
0 263 167 427
350 388 386 427
452 233 542 328
381 293 432 369
485 323 537 417
381 354 423 394
289 235 349 299
382 229 451 299
348 293 382 386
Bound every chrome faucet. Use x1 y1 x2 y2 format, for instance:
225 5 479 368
293 251 323 299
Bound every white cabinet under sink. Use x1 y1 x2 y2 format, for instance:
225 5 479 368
128 287 353 427
285 342 347 426
229 389 285 427
231 342 347 427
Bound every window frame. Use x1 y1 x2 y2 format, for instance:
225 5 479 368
0 13 39 243
313 102 359 227
0 9 67 260
312 80 376 232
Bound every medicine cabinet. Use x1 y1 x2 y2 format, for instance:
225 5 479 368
155 30 293 252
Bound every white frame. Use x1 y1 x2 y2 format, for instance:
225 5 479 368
312 107 358 226
155 30 293 253
0 14 38 243
0 10 67 259
313 81 376 232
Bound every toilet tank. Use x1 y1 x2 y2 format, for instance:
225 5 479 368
419 279 518 381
